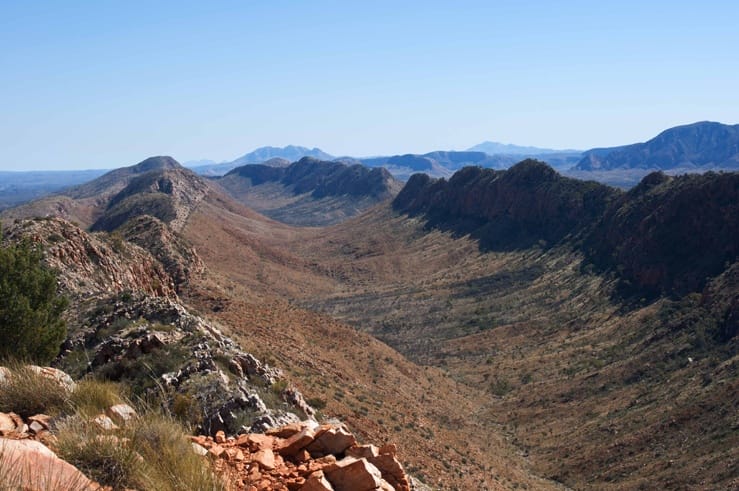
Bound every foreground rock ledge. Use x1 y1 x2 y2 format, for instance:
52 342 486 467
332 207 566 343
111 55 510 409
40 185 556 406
192 421 411 491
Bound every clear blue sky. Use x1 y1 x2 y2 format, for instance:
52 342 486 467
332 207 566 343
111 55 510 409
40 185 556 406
1 1 738 170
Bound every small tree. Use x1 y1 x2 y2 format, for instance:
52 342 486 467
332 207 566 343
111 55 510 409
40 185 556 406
0 227 68 364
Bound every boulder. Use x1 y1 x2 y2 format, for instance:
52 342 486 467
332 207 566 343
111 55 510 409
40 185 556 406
276 427 316 457
324 457 383 491
0 437 99 490
306 427 356 457
91 414 118 431
346 444 379 460
301 470 335 491
28 366 75 391
368 454 411 491
253 448 276 470
105 403 137 425
0 412 16 433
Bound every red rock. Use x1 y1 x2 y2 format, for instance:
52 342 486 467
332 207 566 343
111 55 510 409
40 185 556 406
276 427 316 457
368 454 411 491
378 443 397 456
253 448 276 470
324 458 383 491
346 444 379 460
306 427 356 457
295 449 311 463
91 414 119 431
266 422 305 439
208 444 226 459
248 433 276 451
300 470 335 491
190 435 208 446
215 430 227 443
0 437 99 490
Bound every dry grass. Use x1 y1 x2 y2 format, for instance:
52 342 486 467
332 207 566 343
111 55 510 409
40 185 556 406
0 364 70 418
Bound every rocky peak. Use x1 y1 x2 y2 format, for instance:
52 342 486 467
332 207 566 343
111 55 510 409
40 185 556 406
128 155 182 173
91 166 210 233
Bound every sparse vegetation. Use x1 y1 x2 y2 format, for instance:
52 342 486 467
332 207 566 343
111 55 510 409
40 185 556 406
0 364 69 418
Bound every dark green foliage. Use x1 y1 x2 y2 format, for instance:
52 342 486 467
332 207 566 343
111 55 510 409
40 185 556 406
0 230 68 364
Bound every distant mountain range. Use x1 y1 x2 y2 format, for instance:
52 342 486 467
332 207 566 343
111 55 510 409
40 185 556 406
186 146 334 176
2 122 738 211
467 141 580 155
575 121 739 171
217 157 402 226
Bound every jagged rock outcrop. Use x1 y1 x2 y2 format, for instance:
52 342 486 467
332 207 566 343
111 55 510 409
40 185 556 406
63 293 313 436
120 214 205 292
393 160 618 250
192 421 411 491
1 217 177 299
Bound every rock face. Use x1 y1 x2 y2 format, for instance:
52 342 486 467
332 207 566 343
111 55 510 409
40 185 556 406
194 421 411 491
585 171 739 296
395 161 739 298
393 160 618 251
2 217 177 300
576 121 739 171
59 293 312 436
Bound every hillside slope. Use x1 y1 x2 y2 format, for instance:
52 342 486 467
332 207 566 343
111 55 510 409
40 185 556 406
287 164 738 490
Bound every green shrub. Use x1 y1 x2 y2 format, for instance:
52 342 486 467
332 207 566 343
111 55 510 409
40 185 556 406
0 232 68 364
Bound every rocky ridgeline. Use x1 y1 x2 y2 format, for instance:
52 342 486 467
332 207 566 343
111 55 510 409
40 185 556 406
192 421 410 491
2 217 177 299
67 294 314 435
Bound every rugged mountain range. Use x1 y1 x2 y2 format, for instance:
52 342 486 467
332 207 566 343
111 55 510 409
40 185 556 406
1 153 737 489
467 141 580 155
576 121 739 171
216 157 403 226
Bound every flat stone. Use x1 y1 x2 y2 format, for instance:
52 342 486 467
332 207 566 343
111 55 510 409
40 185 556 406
28 414 52 430
247 433 275 451
253 448 276 470
29 421 46 434
266 422 305 439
